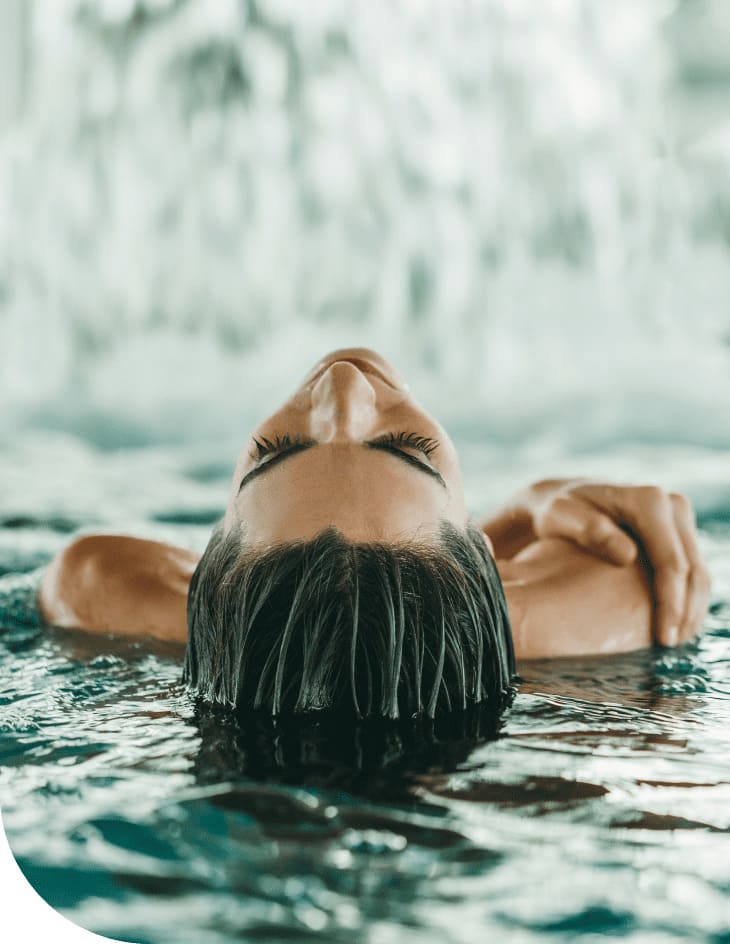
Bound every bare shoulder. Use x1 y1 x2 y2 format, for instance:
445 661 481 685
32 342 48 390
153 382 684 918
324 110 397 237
39 534 200 642
497 538 653 660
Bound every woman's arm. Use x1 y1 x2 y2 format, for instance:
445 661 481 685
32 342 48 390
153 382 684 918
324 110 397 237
498 538 653 660
481 479 711 647
478 500 535 561
39 535 199 643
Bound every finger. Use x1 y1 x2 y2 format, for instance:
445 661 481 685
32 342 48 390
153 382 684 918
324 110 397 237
573 484 692 645
537 495 638 565
670 493 712 641
628 488 689 646
568 483 705 645
681 566 712 642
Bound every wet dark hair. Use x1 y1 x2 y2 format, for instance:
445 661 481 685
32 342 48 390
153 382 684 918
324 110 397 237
184 520 516 724
191 700 509 793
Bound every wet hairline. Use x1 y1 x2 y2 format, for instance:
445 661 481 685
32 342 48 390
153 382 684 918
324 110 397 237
221 518 481 556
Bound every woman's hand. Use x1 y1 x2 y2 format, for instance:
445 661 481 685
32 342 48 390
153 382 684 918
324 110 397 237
482 479 712 647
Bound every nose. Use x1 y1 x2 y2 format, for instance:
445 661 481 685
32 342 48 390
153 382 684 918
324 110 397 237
310 362 377 441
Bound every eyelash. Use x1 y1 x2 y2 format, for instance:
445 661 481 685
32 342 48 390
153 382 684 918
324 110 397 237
249 433 309 461
373 431 439 458
248 430 439 462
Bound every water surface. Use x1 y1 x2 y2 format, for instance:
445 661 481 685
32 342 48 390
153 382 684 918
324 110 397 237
1 435 728 944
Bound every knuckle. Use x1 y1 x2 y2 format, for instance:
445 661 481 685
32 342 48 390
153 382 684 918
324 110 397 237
550 495 576 514
583 516 613 543
637 484 668 510
670 491 697 524
669 491 691 512
659 558 690 586
694 564 712 595
541 496 576 527
674 557 691 580
533 479 565 494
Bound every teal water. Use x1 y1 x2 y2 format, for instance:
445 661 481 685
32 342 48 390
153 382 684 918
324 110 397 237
2 2 730 939
1 435 729 944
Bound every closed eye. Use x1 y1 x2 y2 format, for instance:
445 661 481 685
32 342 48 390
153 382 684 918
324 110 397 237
368 431 439 458
238 433 445 492
248 433 312 461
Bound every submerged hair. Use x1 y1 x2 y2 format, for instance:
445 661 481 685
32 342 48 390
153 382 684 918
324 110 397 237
184 521 516 723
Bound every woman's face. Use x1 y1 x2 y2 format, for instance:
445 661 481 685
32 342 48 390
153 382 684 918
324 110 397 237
224 348 471 546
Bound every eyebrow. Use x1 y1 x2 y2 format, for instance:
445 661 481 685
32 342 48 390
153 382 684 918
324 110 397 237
238 441 447 492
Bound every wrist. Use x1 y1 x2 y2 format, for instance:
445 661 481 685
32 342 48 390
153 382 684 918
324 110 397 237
480 503 535 560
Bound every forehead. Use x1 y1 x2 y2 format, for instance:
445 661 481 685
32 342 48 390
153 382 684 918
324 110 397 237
226 444 452 544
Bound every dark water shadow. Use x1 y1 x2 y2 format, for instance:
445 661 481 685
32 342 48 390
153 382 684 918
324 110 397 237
189 700 510 805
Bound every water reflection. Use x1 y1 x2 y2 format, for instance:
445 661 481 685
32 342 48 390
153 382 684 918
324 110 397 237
190 700 508 801
2 521 729 941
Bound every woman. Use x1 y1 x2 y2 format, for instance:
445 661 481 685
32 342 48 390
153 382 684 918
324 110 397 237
4 348 712 727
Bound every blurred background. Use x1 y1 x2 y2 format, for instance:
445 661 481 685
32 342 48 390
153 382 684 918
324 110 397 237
1 0 729 547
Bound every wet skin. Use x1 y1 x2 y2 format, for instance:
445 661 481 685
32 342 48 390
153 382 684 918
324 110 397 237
224 347 471 546
39 347 711 658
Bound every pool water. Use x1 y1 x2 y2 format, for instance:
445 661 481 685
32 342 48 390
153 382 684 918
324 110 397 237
1 434 729 944
3 1 730 938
